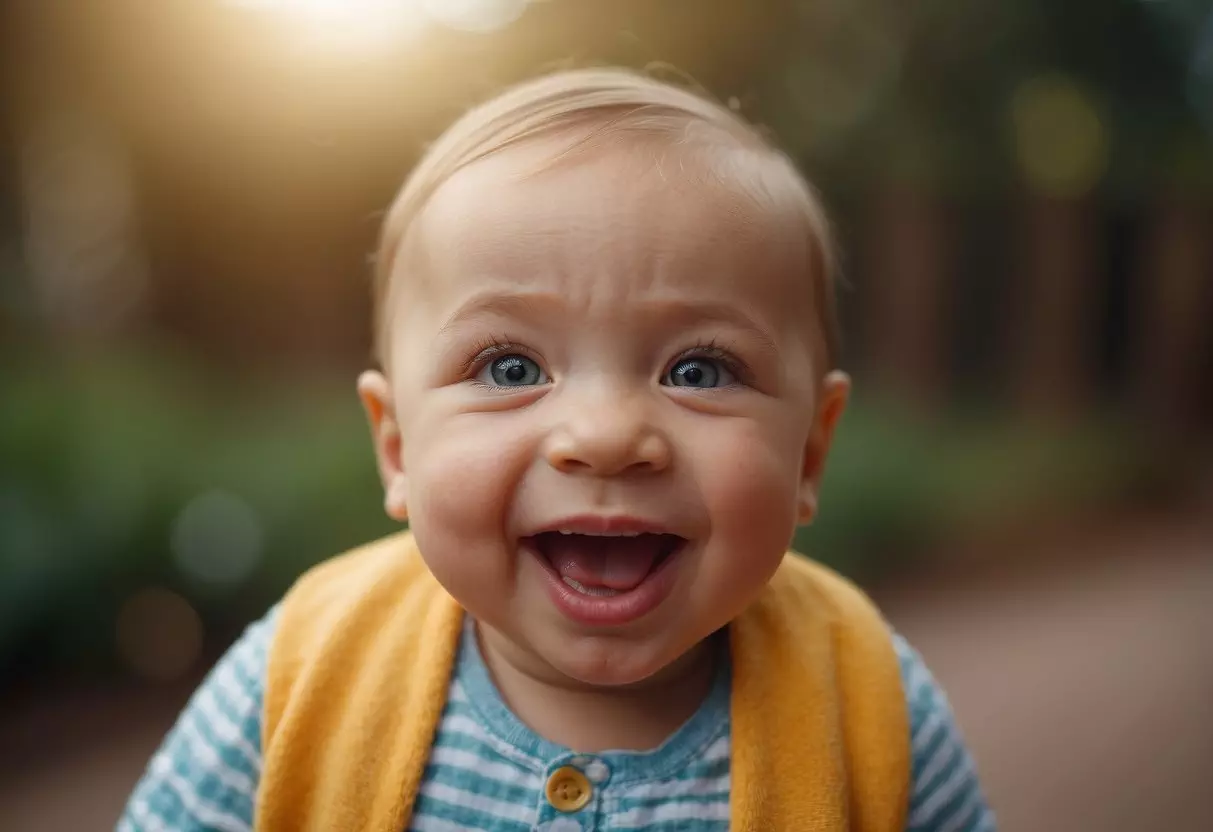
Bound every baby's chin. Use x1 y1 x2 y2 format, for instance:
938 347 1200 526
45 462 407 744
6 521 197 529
549 657 665 690
535 632 716 691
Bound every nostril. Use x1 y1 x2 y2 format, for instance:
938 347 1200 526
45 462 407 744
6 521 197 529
555 456 591 472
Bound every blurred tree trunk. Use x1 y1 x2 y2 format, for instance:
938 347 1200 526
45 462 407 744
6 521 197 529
1132 197 1211 435
860 186 952 411
1008 195 1097 420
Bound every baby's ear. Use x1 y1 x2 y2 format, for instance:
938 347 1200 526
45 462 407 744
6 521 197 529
798 370 850 524
357 370 409 522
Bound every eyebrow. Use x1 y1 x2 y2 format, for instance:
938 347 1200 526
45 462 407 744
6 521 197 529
653 299 782 359
435 290 556 339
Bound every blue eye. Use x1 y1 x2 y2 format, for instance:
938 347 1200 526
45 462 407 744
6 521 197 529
665 357 734 388
478 354 547 387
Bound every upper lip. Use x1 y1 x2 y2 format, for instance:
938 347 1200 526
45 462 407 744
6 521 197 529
524 514 679 538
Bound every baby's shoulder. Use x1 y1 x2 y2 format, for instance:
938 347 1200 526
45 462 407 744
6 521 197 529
117 608 277 831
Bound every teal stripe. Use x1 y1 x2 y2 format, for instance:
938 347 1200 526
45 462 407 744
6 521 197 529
616 820 729 832
421 762 538 805
912 755 976 824
915 736 961 799
679 756 730 779
617 790 730 809
427 723 536 765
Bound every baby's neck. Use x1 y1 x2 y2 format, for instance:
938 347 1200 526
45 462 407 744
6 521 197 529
476 626 721 752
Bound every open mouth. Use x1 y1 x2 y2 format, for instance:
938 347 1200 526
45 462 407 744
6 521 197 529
527 531 686 598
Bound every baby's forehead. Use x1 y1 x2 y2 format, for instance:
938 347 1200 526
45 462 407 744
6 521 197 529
409 134 815 303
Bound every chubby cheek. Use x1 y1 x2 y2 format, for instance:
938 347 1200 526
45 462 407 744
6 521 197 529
403 414 531 588
695 420 802 588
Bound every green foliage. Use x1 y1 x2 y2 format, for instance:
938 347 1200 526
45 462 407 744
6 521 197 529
0 352 394 676
797 396 1141 577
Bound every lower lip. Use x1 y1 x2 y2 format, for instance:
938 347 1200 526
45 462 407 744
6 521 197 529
525 540 683 627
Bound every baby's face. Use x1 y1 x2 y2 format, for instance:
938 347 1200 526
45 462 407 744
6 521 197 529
366 138 848 687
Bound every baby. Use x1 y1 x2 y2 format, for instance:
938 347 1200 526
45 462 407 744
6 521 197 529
120 68 994 832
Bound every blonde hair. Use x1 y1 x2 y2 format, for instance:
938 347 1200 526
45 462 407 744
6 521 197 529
371 66 841 368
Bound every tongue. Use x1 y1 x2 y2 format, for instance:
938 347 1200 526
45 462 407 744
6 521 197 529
545 534 665 591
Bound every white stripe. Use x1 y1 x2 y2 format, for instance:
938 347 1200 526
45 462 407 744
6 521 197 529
418 781 535 824
231 625 269 670
440 714 493 740
910 755 975 826
447 682 468 703
621 771 730 801
613 798 731 827
911 708 946 756
124 801 171 832
426 745 541 789
223 639 269 704
910 665 938 704
436 714 543 770
912 733 960 802
193 684 261 769
700 734 730 763
174 717 258 794
159 768 253 832
211 658 261 723
938 787 983 832
411 815 479 832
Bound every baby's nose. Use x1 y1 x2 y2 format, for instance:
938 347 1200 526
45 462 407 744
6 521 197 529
543 405 671 477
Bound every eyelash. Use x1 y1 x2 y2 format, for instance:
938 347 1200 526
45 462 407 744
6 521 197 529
459 337 751 385
669 340 750 385
461 336 536 378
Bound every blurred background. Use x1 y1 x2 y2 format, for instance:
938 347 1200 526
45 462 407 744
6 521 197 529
1 0 1210 828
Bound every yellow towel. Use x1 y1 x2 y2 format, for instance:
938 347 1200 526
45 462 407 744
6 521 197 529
257 533 909 831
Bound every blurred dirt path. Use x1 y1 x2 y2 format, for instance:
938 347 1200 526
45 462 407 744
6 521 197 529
879 516 1213 831
0 514 1209 830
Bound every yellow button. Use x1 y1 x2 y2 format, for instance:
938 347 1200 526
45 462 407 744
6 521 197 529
545 766 592 813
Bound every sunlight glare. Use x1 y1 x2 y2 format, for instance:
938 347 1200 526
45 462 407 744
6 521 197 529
422 0 531 33
226 0 430 53
225 0 535 47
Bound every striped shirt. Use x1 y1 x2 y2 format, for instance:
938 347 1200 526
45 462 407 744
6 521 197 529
117 607 995 831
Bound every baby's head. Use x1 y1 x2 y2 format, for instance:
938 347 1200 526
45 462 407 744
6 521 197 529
359 67 850 689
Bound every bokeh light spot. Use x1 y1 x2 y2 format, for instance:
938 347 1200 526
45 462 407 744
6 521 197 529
171 490 264 588
115 588 205 682
19 112 149 334
1011 74 1109 199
